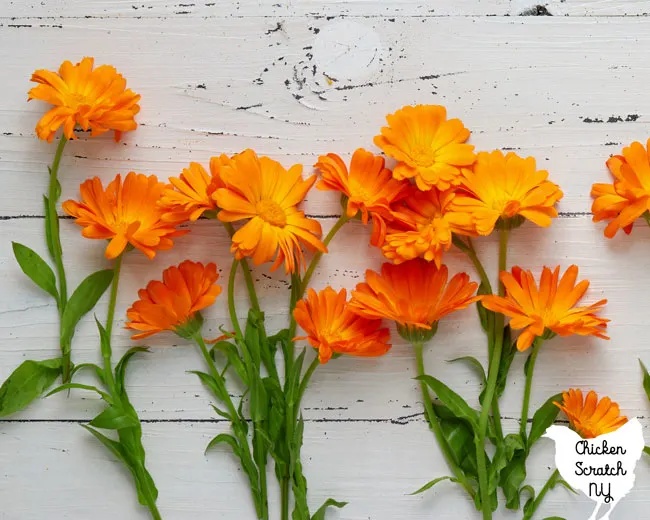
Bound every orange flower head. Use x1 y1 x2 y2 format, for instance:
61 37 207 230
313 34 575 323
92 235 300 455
450 150 563 235
373 104 476 191
382 186 476 267
126 260 221 340
555 389 627 439
62 172 187 259
212 149 326 274
28 57 140 143
591 139 650 238
481 265 609 352
293 287 391 364
315 148 409 245
159 162 219 223
349 259 480 343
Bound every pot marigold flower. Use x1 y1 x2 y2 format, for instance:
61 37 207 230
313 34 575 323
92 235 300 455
481 265 609 352
349 259 480 343
293 287 391 364
212 149 326 274
450 150 563 235
373 104 475 191
28 57 140 143
62 172 186 259
159 162 219 222
126 260 222 340
382 187 475 267
591 139 650 238
554 389 627 439
315 148 409 246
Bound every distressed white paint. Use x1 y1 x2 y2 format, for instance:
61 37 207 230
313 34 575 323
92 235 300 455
2 1 650 519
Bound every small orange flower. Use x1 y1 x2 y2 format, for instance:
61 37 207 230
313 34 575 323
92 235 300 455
62 172 186 259
555 389 627 439
159 162 219 222
349 259 480 342
293 287 391 364
382 187 475 266
374 104 475 191
591 139 650 238
481 265 609 352
28 57 140 143
212 149 326 273
315 148 409 245
450 150 563 235
126 260 221 340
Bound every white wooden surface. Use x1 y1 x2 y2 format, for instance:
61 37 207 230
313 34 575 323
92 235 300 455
2 1 650 518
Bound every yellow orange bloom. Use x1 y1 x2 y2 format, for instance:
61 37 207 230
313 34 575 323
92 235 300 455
481 265 609 352
63 172 186 259
349 259 480 341
28 57 140 143
450 150 563 235
555 389 627 439
382 187 475 266
373 104 475 191
293 287 391 364
212 149 326 273
159 162 219 222
126 260 221 340
315 148 409 245
591 139 650 238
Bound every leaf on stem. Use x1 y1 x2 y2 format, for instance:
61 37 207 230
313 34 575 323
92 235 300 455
70 363 106 386
189 370 226 401
46 382 112 402
311 498 347 520
90 405 140 430
43 195 56 259
528 393 563 448
433 403 479 478
12 242 59 302
476 281 494 333
417 375 480 430
0 358 62 417
212 341 248 385
409 475 459 495
205 433 242 456
447 356 486 384
115 347 150 395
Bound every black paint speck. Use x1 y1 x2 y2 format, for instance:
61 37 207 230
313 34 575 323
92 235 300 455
520 5 552 16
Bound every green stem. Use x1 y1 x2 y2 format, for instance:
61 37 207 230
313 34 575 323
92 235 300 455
227 258 244 339
522 469 560 520
143 492 163 520
281 478 290 520
414 342 476 499
297 355 320 406
222 222 261 312
103 253 123 394
520 338 543 441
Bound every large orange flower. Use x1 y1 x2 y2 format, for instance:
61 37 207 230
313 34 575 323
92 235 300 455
373 105 476 191
349 259 480 342
63 172 186 259
159 162 219 222
591 139 650 238
28 57 140 143
126 260 221 340
315 148 409 246
555 389 627 439
382 187 475 266
450 150 563 235
212 149 326 273
481 265 609 352
293 287 391 364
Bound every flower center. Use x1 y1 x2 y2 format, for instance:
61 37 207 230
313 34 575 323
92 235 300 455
65 92 92 111
256 200 287 227
409 145 436 167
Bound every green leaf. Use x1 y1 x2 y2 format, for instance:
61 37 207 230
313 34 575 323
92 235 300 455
46 382 111 402
212 340 248 385
500 450 527 509
433 403 479 478
189 370 226 401
70 362 106 385
286 348 306 406
520 484 536 516
476 281 494 333
542 518 566 520
205 433 241 456
644 446 650 456
410 475 459 495
43 195 56 259
640 360 650 402
417 375 479 430
211 405 231 421
12 242 58 302
495 327 515 399
528 393 563 448
115 347 150 394
90 405 139 430
95 317 112 362
61 270 114 344
311 498 347 520
0 358 62 417
80 424 131 466
447 356 486 384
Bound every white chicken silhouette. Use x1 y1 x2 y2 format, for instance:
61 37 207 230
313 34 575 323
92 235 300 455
544 418 644 520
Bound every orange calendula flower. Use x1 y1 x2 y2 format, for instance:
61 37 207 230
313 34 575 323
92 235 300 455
28 57 140 143
450 150 563 235
315 148 409 246
555 389 627 439
159 162 219 222
591 139 650 238
481 265 609 352
126 260 221 340
373 104 476 191
212 149 326 274
349 258 480 342
382 187 475 266
293 287 391 364
62 172 186 259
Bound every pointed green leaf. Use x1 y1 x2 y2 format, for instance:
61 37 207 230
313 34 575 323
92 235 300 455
409 475 459 495
43 195 56 259
286 348 306 406
644 446 650 456
311 498 347 520
115 347 150 394
210 404 231 421
189 370 226 401
70 362 106 386
90 405 139 430
500 450 527 509
46 382 111 402
476 282 494 332
12 242 58 302
417 374 479 430
0 358 62 417
447 356 486 384
212 340 248 385
205 433 241 456
528 393 563 448
80 424 131 466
